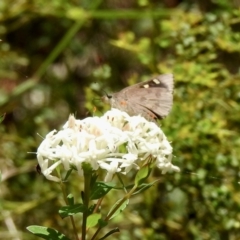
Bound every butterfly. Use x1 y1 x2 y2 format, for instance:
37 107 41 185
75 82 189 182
102 73 173 121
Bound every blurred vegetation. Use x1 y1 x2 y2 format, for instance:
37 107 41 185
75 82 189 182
1 0 240 239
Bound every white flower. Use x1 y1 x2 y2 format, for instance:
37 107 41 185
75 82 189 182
98 160 121 182
37 109 180 182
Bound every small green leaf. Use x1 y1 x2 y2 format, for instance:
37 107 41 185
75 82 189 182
98 218 108 228
134 164 151 186
67 194 74 205
92 64 111 79
0 113 5 123
66 7 87 21
132 179 160 195
27 225 71 240
63 169 73 181
90 182 115 200
59 204 86 218
108 199 129 220
86 213 102 228
90 173 98 189
88 204 96 215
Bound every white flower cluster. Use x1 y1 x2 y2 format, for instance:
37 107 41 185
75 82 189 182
37 109 180 182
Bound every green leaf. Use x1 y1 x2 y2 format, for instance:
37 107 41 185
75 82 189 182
86 213 102 228
98 218 108 228
59 204 86 218
90 172 98 189
90 181 115 200
26 226 71 240
99 228 120 240
63 169 73 181
108 199 129 220
67 194 74 205
132 179 160 195
92 64 111 79
66 7 87 21
88 204 96 215
0 113 5 123
134 164 152 186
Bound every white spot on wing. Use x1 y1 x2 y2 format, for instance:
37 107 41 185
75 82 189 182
153 79 160 84
143 84 149 88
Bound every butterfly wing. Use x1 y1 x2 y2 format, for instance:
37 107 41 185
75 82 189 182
129 88 172 119
111 74 173 120
123 73 173 93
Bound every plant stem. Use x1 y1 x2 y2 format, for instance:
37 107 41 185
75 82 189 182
60 181 79 240
91 185 138 240
81 170 92 240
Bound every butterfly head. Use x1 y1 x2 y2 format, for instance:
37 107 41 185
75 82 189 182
102 93 115 105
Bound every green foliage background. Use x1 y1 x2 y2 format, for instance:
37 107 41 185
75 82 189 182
1 0 240 239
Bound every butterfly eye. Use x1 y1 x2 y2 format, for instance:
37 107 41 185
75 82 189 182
102 92 112 103
102 90 112 99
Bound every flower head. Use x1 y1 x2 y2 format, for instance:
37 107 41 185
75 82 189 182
37 109 180 182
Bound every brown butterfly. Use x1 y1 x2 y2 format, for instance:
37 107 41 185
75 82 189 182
102 73 173 121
